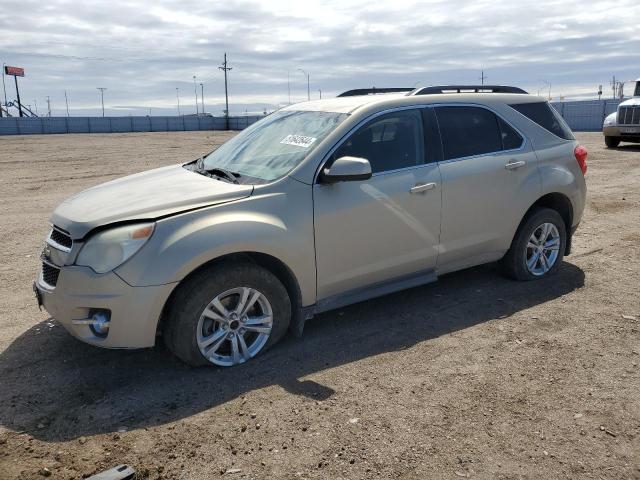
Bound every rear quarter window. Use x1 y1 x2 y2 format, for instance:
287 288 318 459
509 102 574 140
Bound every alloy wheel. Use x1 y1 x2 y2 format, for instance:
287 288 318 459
196 287 273 366
526 222 561 276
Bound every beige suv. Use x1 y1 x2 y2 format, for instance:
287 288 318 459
34 85 587 367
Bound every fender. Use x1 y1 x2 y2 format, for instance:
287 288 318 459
115 179 317 307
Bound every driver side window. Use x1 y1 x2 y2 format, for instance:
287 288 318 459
333 110 425 174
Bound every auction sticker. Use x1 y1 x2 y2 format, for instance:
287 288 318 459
280 134 317 148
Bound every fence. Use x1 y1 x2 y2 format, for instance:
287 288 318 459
0 114 264 136
0 100 627 135
551 99 621 132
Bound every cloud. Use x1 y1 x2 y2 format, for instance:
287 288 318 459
0 0 638 116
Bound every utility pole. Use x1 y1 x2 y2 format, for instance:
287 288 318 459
46 96 51 117
193 76 198 115
64 90 70 117
96 87 106 117
200 83 205 114
34 99 38 115
176 87 181 115
298 68 310 100
479 69 487 86
598 85 603 101
219 53 232 129
611 76 617 100
318 89 322 99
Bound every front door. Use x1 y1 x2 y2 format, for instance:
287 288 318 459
313 109 442 301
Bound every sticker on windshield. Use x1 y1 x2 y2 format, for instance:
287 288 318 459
280 134 317 148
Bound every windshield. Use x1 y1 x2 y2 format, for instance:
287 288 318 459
201 110 348 182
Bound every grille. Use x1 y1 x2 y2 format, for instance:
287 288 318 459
42 262 60 288
618 106 640 125
50 227 72 249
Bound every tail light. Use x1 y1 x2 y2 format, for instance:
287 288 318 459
574 145 588 174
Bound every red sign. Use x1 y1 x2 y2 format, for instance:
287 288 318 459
4 66 25 77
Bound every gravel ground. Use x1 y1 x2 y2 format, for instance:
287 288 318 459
0 131 638 480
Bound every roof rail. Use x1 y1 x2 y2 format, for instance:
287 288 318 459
337 87 414 97
411 85 528 95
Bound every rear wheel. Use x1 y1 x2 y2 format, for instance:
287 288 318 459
501 208 566 281
605 136 621 148
164 262 291 367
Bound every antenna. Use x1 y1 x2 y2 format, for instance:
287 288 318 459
219 53 232 129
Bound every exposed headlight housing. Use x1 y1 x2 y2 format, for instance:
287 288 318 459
76 222 155 274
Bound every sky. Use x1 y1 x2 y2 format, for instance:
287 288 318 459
1 0 639 117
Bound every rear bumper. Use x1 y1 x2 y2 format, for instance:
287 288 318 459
34 266 177 348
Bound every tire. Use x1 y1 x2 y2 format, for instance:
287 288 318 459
605 136 621 148
163 261 291 367
501 207 566 281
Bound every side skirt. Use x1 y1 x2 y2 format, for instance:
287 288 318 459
294 269 438 336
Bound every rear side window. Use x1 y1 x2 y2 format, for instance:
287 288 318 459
498 117 523 150
435 106 502 160
509 102 574 140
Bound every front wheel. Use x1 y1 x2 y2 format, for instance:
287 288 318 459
605 136 621 148
163 262 291 367
501 208 566 281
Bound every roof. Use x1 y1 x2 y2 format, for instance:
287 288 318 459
280 94 406 114
281 91 544 115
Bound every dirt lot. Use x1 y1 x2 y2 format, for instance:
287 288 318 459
0 131 638 479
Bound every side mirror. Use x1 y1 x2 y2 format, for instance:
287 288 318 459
320 156 372 183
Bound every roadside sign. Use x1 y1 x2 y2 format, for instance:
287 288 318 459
4 66 25 77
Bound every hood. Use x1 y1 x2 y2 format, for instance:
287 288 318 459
619 97 640 107
51 164 253 238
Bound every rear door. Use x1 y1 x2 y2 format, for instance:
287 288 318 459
434 105 541 271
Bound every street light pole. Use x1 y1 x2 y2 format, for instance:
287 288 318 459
298 68 310 100
193 76 198 115
176 87 181 115
200 83 204 114
64 90 70 117
96 87 106 117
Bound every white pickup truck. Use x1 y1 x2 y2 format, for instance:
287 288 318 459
603 79 640 147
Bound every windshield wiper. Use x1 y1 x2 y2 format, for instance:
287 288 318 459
194 157 240 184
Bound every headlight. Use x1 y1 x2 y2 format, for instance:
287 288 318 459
76 222 155 274
603 113 617 126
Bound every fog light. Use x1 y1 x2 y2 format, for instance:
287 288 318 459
89 310 111 338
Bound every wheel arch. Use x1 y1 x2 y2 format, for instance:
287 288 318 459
156 251 304 339
516 192 574 255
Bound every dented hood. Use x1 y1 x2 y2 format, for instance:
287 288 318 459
51 164 253 238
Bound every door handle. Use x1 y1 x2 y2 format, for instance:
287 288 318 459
410 182 437 194
505 160 526 170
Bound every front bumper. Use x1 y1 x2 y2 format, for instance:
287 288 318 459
604 125 640 140
34 266 177 349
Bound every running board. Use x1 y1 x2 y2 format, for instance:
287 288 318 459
300 268 438 326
